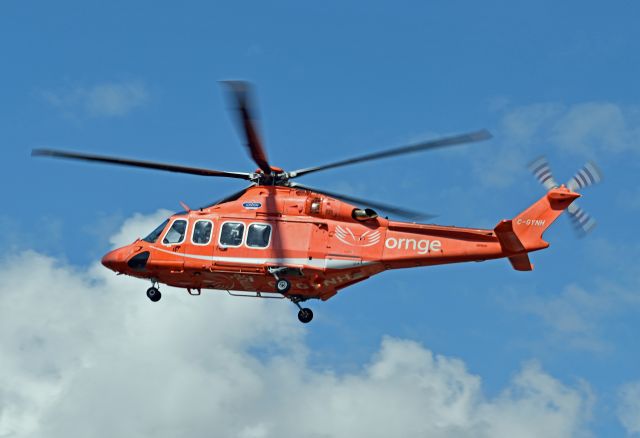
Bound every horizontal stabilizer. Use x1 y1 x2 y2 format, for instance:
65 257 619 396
495 220 533 271
494 220 526 253
508 254 533 271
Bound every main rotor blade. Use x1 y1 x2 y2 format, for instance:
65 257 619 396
222 81 271 174
289 130 492 178
290 183 436 221
32 149 252 180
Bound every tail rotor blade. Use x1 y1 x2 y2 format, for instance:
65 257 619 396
566 161 602 191
527 158 600 237
567 202 597 237
529 156 559 190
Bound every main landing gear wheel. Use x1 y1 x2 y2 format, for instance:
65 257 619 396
297 308 313 324
289 295 313 323
146 287 161 302
276 279 291 293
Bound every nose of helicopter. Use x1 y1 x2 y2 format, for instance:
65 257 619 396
101 247 130 272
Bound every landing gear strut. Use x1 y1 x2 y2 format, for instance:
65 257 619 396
146 283 161 302
269 267 293 294
269 268 313 323
289 295 313 324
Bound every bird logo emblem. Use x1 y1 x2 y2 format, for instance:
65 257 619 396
335 225 381 247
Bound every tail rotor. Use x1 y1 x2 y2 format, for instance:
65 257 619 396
529 156 559 190
528 157 602 237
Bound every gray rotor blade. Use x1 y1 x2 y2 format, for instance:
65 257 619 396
567 202 597 237
529 156 559 190
288 130 492 178
290 182 436 221
566 161 602 191
32 149 253 180
221 81 271 174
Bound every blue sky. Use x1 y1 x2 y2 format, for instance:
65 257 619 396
2 1 640 436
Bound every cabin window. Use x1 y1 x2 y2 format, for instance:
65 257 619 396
192 220 213 245
143 219 169 243
246 223 272 248
163 219 188 244
219 222 245 247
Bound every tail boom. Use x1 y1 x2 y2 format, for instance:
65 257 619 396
378 187 579 271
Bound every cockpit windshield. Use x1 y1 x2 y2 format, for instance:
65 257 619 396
143 219 169 243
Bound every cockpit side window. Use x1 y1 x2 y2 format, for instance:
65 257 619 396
219 222 245 247
163 219 188 245
143 219 169 243
192 220 213 245
246 223 272 248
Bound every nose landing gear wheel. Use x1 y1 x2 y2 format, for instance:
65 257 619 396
297 308 313 324
276 279 291 293
146 287 161 302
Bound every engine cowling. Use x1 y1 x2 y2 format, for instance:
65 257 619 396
306 195 378 222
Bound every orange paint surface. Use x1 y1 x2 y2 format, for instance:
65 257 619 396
102 185 580 301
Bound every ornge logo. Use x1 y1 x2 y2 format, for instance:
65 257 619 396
385 237 442 254
335 226 381 247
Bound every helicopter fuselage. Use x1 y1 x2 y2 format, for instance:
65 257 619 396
102 185 578 301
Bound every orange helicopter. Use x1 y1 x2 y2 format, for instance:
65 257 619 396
32 82 601 323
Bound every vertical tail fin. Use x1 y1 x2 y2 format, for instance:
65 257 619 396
510 186 580 250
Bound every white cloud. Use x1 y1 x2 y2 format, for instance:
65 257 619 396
500 103 564 146
43 81 148 118
473 102 562 187
512 284 611 353
476 101 640 187
551 103 640 156
505 279 640 353
618 381 640 435
109 209 172 247
0 212 597 438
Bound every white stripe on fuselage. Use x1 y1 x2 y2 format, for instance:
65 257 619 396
151 247 371 270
